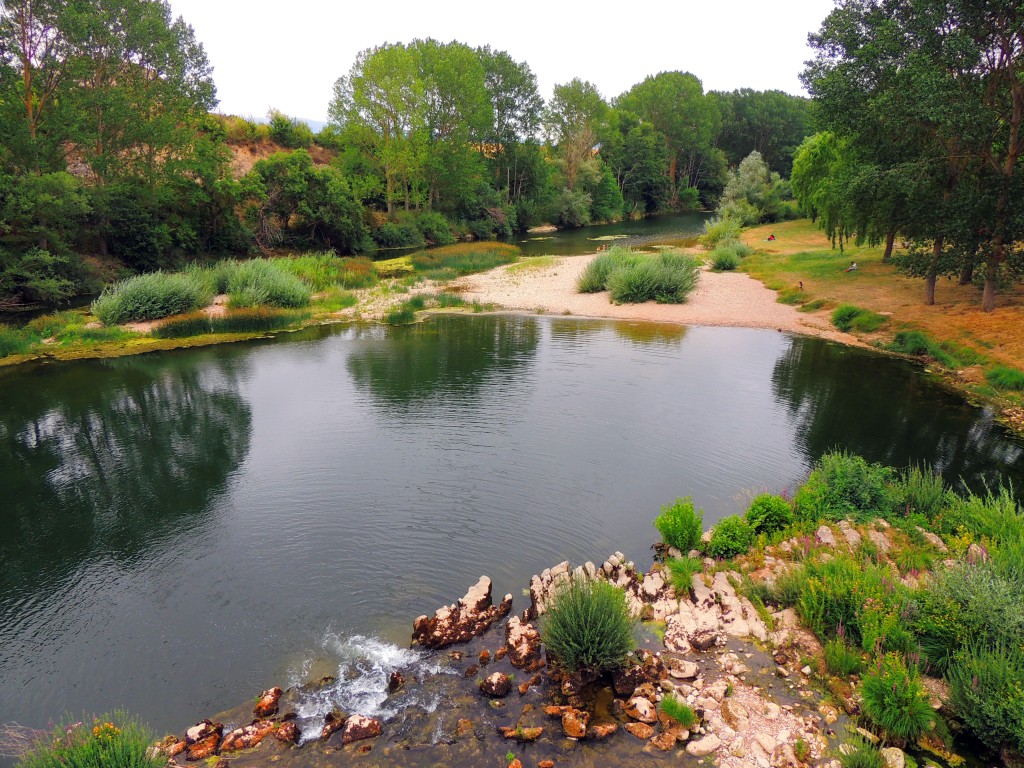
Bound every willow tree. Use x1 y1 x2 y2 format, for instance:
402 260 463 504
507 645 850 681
545 78 607 191
805 0 1024 310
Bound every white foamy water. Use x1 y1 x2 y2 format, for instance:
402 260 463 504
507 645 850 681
289 633 450 744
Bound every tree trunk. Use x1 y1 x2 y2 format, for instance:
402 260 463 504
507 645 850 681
882 231 895 262
958 262 974 285
924 236 943 306
982 255 999 312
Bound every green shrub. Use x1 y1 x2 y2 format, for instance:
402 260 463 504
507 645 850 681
831 304 863 331
16 712 164 768
893 464 948 520
0 324 33 357
888 330 933 356
152 312 212 338
373 221 425 249
986 365 1024 391
92 272 212 325
710 248 740 271
577 247 641 293
947 643 1024 752
793 450 895 522
227 260 311 308
433 292 467 307
24 311 80 339
666 557 703 593
412 212 455 246
706 515 755 558
698 216 743 249
606 251 700 304
823 637 863 676
541 579 636 676
745 494 793 535
385 306 416 325
654 497 703 553
860 653 936 743
411 242 520 279
659 694 698 728
838 738 886 768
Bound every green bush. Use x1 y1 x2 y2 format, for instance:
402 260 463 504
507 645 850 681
654 497 703 553
947 643 1024 752
793 450 895 522
823 637 863 676
710 248 741 271
606 251 700 304
837 738 886 768
541 579 636 677
666 557 703 593
888 330 932 356
16 712 164 768
373 221 426 249
698 216 743 249
227 260 311 308
745 494 793 535
659 694 698 728
893 464 948 520
831 303 886 332
92 272 212 325
384 306 416 325
412 212 455 246
986 365 1024 391
706 515 755 558
577 247 642 293
860 653 936 743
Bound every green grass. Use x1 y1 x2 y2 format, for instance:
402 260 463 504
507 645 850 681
823 637 864 676
832 303 887 332
374 255 414 279
986 365 1024 391
708 238 752 271
227 260 311 309
659 694 698 728
860 653 936 743
0 324 33 357
605 251 701 304
271 253 378 290
433 292 467 308
384 306 416 325
410 242 520 279
654 497 703 553
541 579 636 677
15 712 163 768
666 557 703 593
92 272 212 325
312 289 358 312
153 308 310 338
837 738 886 768
577 247 642 293
506 256 556 274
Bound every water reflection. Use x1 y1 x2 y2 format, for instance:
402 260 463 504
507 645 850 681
614 321 688 349
0 355 253 597
771 340 1024 491
346 315 539 409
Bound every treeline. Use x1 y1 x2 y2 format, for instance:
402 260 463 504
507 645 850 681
0 1 811 307
794 0 1024 311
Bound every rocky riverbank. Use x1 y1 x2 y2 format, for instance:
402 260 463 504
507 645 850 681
152 515 974 768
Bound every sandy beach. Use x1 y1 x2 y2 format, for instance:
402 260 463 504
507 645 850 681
453 253 859 344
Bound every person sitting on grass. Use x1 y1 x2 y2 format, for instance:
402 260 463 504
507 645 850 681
846 261 858 272
767 233 776 241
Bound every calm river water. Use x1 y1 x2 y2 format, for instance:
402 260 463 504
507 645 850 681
1 316 1021 743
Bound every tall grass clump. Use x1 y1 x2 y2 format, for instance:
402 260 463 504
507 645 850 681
541 579 636 677
793 450 895 522
577 247 642 292
947 643 1024 752
823 637 864 676
860 653 936 744
659 694 698 728
986 365 1024 391
698 216 742 249
654 497 703 553
0 324 33 357
837 738 886 768
92 272 212 325
15 712 163 768
153 308 308 339
666 557 703 593
893 463 948 520
745 494 793 535
832 304 887 332
606 251 700 304
706 515 755 558
709 239 752 271
227 260 310 308
410 242 520 279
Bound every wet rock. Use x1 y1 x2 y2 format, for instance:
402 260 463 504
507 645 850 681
624 722 655 740
625 696 658 723
411 576 513 649
166 740 187 757
341 715 381 745
253 687 282 718
388 671 405 694
538 761 555 768
274 720 300 745
560 673 584 697
498 726 543 742
184 721 222 762
880 747 906 768
686 733 721 756
651 731 678 751
612 664 646 697
508 760 523 768
479 649 491 665
321 711 346 740
185 720 221 744
561 708 589 738
587 722 617 740
771 743 801 768
505 616 544 671
464 664 479 678
480 672 512 697
690 628 720 651
494 646 507 661
815 525 836 547
455 719 475 738
220 720 276 753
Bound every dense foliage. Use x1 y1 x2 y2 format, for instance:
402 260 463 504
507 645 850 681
16 712 163 768
541 579 636 677
654 497 704 553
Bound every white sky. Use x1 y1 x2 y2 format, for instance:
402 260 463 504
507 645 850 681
166 0 838 123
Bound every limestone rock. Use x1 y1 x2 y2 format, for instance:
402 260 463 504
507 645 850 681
668 658 699 680
815 525 837 547
625 722 655 740
184 721 222 762
480 672 512 697
881 747 906 768
771 743 801 768
613 664 646 697
686 733 721 757
867 528 890 554
561 708 589 739
341 715 381 745
498 726 543 742
625 696 658 724
253 687 282 718
274 720 300 745
412 576 513 649
505 616 543 671
321 711 346 741
837 520 862 550
587 722 617 739
220 720 275 753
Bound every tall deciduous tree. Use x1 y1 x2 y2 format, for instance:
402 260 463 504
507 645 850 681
712 89 812 177
546 78 606 191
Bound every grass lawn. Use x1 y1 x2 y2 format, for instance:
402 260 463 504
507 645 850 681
740 219 1024 419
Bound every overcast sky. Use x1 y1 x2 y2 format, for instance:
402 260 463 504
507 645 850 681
166 0 838 123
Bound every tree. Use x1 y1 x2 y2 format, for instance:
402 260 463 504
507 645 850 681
804 0 1024 310
546 78 607 191
712 89 813 177
719 151 790 224
616 72 720 197
599 109 670 215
